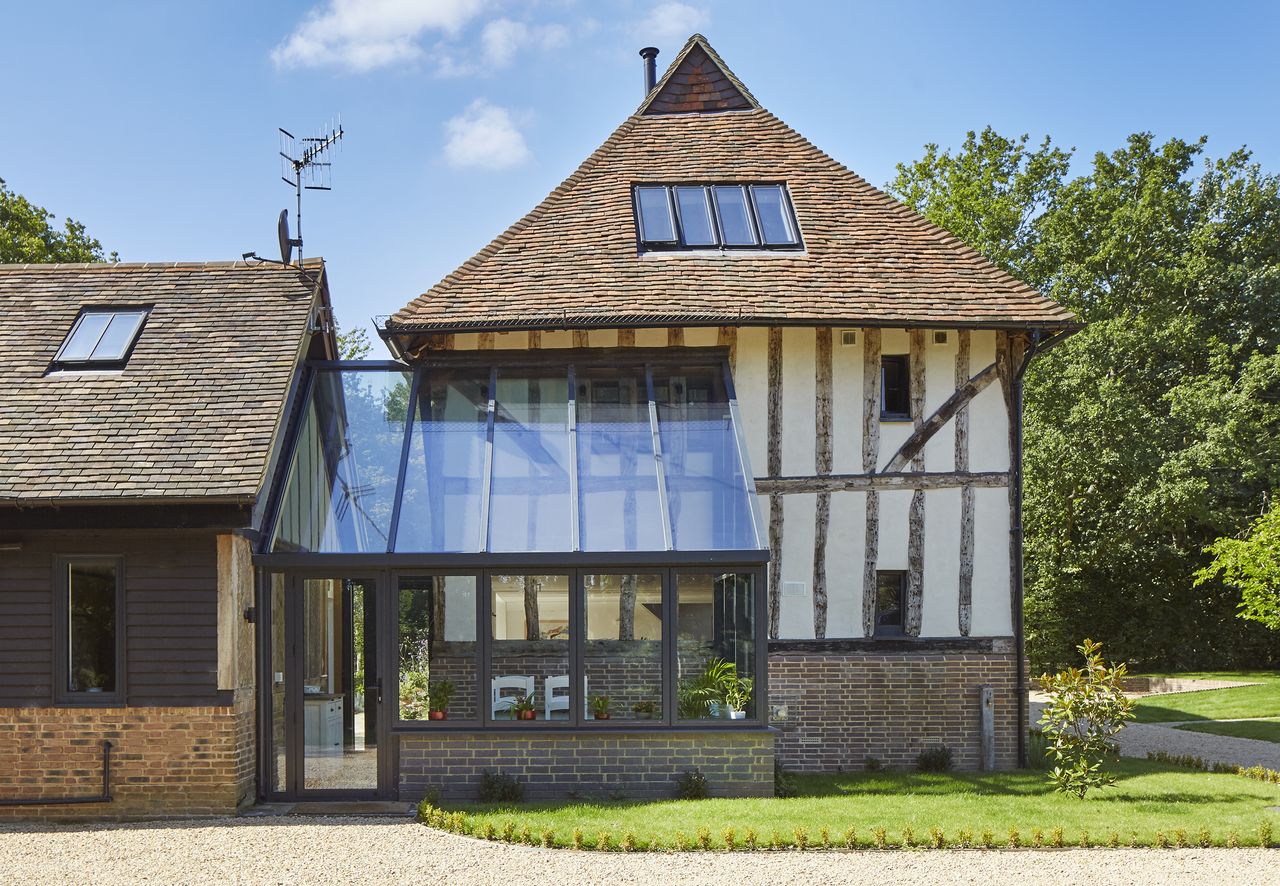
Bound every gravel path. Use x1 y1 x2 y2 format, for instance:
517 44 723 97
1030 701 1280 770
0 817 1277 886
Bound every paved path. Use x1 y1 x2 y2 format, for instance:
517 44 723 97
1030 702 1280 770
0 817 1277 886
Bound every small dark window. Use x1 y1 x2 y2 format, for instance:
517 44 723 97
53 307 149 368
633 184 802 251
881 355 911 420
874 571 906 636
55 557 125 703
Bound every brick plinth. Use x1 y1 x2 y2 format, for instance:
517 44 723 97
768 642 1020 771
0 690 255 820
399 730 774 801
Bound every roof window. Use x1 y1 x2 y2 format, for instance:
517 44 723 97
634 183 801 252
53 307 149 368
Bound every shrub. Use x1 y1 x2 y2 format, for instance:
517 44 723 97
519 824 532 845
480 822 496 841
540 829 554 848
744 828 758 850
596 831 612 851
723 827 736 850
1038 639 1135 798
1107 831 1120 848
1173 828 1188 848
696 827 712 850
1031 828 1044 848
915 746 953 773
1154 831 1169 848
872 826 888 849
478 770 524 803
900 825 915 848
929 827 945 849
1050 826 1064 848
675 768 709 800
958 828 973 848
1261 821 1274 848
794 826 809 849
500 820 515 842
819 827 831 848
1197 829 1212 848
1228 831 1240 848
774 761 799 798
1007 828 1020 848
843 827 858 849
675 832 690 851
770 830 785 850
621 831 636 852
572 829 584 850
980 829 994 849
1078 830 1090 848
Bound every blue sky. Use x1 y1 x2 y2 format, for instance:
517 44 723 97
3 1 1277 342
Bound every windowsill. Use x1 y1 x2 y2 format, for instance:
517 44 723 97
391 721 767 734
639 248 807 259
54 695 125 708
879 415 912 423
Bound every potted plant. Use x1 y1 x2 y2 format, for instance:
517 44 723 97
400 670 430 720
511 693 537 721
632 700 656 720
591 695 611 720
77 668 107 693
722 676 753 720
428 679 455 720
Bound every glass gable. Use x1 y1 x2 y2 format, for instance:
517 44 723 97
269 357 765 555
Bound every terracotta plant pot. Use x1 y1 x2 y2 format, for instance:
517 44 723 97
517 710 536 720
428 710 447 721
594 712 610 720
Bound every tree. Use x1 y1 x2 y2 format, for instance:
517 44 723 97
1198 499 1280 631
337 324 372 360
890 129 1280 671
1 177 114 263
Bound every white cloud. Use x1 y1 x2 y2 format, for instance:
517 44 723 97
480 18 569 68
443 100 530 170
634 2 708 44
272 0 489 72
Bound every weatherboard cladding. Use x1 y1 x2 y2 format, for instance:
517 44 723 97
0 261 321 504
389 35 1075 334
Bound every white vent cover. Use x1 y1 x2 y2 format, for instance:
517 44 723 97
932 330 950 345
840 329 858 346
782 581 807 598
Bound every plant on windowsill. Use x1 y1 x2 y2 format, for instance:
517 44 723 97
632 700 657 720
76 668 108 693
428 680 455 720
678 658 737 719
722 677 753 720
591 695 611 720
511 693 537 721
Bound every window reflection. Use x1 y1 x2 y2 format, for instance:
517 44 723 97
399 576 478 721
677 573 756 720
490 575 571 720
584 574 663 721
488 373 572 552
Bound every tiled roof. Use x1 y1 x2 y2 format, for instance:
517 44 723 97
389 35 1076 334
0 261 325 505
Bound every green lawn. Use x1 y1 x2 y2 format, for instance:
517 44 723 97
1176 718 1280 744
436 760 1280 849
1131 671 1280 723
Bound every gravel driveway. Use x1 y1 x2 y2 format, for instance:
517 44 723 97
0 817 1277 886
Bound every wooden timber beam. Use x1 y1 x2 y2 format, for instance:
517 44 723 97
906 330 926 636
812 327 833 639
956 330 975 636
755 471 1009 495
882 360 1000 473
767 326 784 639
861 328 881 638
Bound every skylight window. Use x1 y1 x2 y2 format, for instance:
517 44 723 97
633 184 802 252
53 308 149 367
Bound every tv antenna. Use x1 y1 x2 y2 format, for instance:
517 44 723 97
243 118 343 267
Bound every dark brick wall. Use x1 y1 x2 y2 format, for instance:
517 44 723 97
399 731 774 801
768 640 1020 771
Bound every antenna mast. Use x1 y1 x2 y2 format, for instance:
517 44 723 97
278 118 343 266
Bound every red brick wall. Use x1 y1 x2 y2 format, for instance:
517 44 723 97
768 642 1021 771
0 689 255 820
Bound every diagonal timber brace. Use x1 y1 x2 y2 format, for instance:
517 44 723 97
882 361 1000 472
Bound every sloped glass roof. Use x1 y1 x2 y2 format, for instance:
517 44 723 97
267 356 764 556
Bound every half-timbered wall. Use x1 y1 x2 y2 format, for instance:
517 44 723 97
440 325 1015 642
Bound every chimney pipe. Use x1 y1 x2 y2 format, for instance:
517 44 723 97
639 47 659 96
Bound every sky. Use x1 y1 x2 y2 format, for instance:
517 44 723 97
3 0 1278 344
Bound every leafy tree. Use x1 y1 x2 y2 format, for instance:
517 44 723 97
890 128 1280 671
337 324 372 360
1198 499 1280 631
1038 639 1134 799
1 177 115 262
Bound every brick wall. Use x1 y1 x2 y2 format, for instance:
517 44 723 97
0 688 255 820
400 731 774 801
768 641 1021 771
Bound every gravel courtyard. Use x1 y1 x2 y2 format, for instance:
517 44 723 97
1 816 1277 886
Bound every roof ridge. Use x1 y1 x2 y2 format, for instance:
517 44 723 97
0 258 326 272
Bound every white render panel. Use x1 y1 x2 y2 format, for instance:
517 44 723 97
922 332 957 472
777 492 817 639
635 328 667 347
685 327 718 347
831 326 863 474
921 487 962 636
780 328 817 476
587 329 617 348
969 331 1010 473
734 327 769 474
876 489 911 571
826 488 865 637
494 331 525 349
970 486 1013 635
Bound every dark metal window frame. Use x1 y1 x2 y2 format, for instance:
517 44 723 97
880 354 912 422
50 305 152 370
52 554 127 706
873 569 907 637
632 183 803 253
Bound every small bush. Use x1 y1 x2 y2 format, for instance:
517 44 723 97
518 824 532 845
818 827 831 849
900 825 915 848
596 831 612 851
1197 828 1212 848
723 827 736 850
1261 821 1273 848
696 827 712 850
480 822 496 841
1050 826 1064 848
1078 830 1090 848
478 770 524 803
1228 831 1240 848
774 761 799 798
1173 828 1188 848
572 829 584 850
958 828 974 848
864 756 883 772
794 826 809 850
1107 831 1120 848
929 827 945 849
872 826 888 849
540 829 554 848
843 826 858 849
980 829 994 849
499 820 515 842
1007 828 1020 848
744 828 758 850
675 768 709 800
621 831 637 852
915 746 953 773
770 830 786 850
1154 831 1169 848
675 832 690 851
1031 828 1044 848
1128 831 1139 848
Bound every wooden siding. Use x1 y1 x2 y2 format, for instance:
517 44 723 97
0 530 222 707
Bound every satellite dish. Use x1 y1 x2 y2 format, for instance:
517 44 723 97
278 209 293 265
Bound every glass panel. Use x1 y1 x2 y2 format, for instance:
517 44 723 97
712 186 758 246
399 576 478 722
675 186 717 247
635 186 676 243
67 561 116 693
750 185 797 245
270 574 287 793
396 370 488 552
489 574 570 721
576 367 664 551
653 366 758 550
875 572 905 635
676 572 757 720
584 574 663 721
58 312 112 362
270 369 411 553
881 355 910 418
488 372 572 552
301 578 378 791
88 310 146 360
